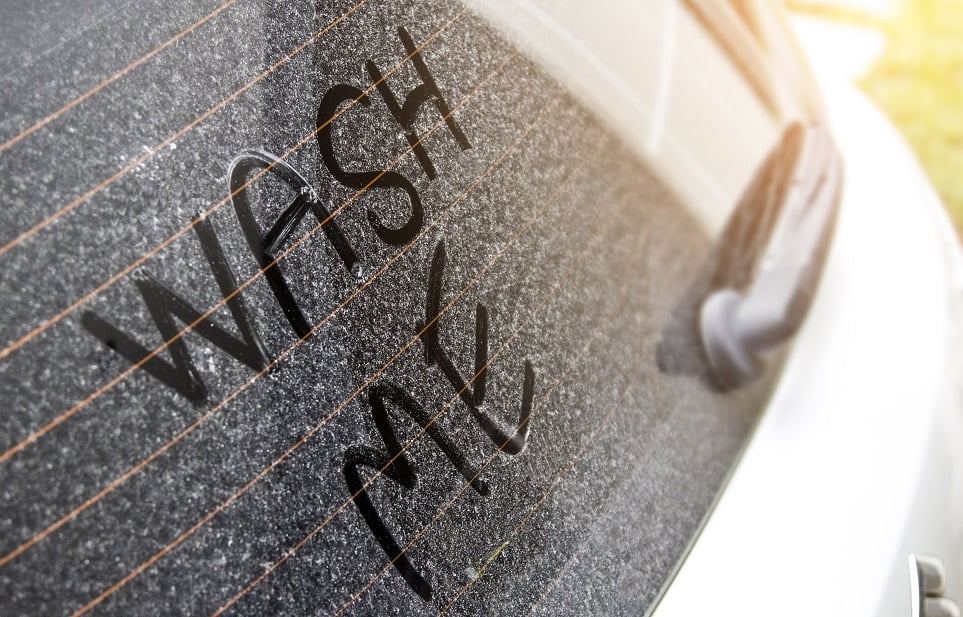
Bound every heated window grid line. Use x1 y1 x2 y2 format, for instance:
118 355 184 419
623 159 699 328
0 0 765 363
0 0 142 83
0 0 453 366
522 287 687 617
65 114 586 617
210 175 616 617
0 0 376 261
522 420 656 617
0 2 772 616
0 43 513 470
0 0 762 265
521 322 693 617
0 0 244 158
436 347 646 617
0 8 472 464
0 0 743 415
327 240 640 617
0 60 545 573
0 0 387 360
0 0 379 263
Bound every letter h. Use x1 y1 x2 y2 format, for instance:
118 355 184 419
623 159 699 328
366 26 471 181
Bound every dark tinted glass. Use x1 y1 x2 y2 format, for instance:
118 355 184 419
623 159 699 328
0 1 778 614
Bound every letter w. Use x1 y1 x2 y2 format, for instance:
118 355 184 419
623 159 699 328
80 216 268 403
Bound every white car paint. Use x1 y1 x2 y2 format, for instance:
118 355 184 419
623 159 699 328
654 69 963 617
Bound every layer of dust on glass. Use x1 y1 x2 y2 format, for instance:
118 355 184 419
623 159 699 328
0 1 774 615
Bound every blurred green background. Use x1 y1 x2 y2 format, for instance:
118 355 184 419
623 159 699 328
791 0 963 237
861 0 963 236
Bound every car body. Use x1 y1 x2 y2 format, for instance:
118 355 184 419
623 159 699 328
0 0 960 615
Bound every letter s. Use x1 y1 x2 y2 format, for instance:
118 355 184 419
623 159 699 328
316 84 424 246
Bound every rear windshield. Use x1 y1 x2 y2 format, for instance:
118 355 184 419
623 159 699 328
0 1 779 615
